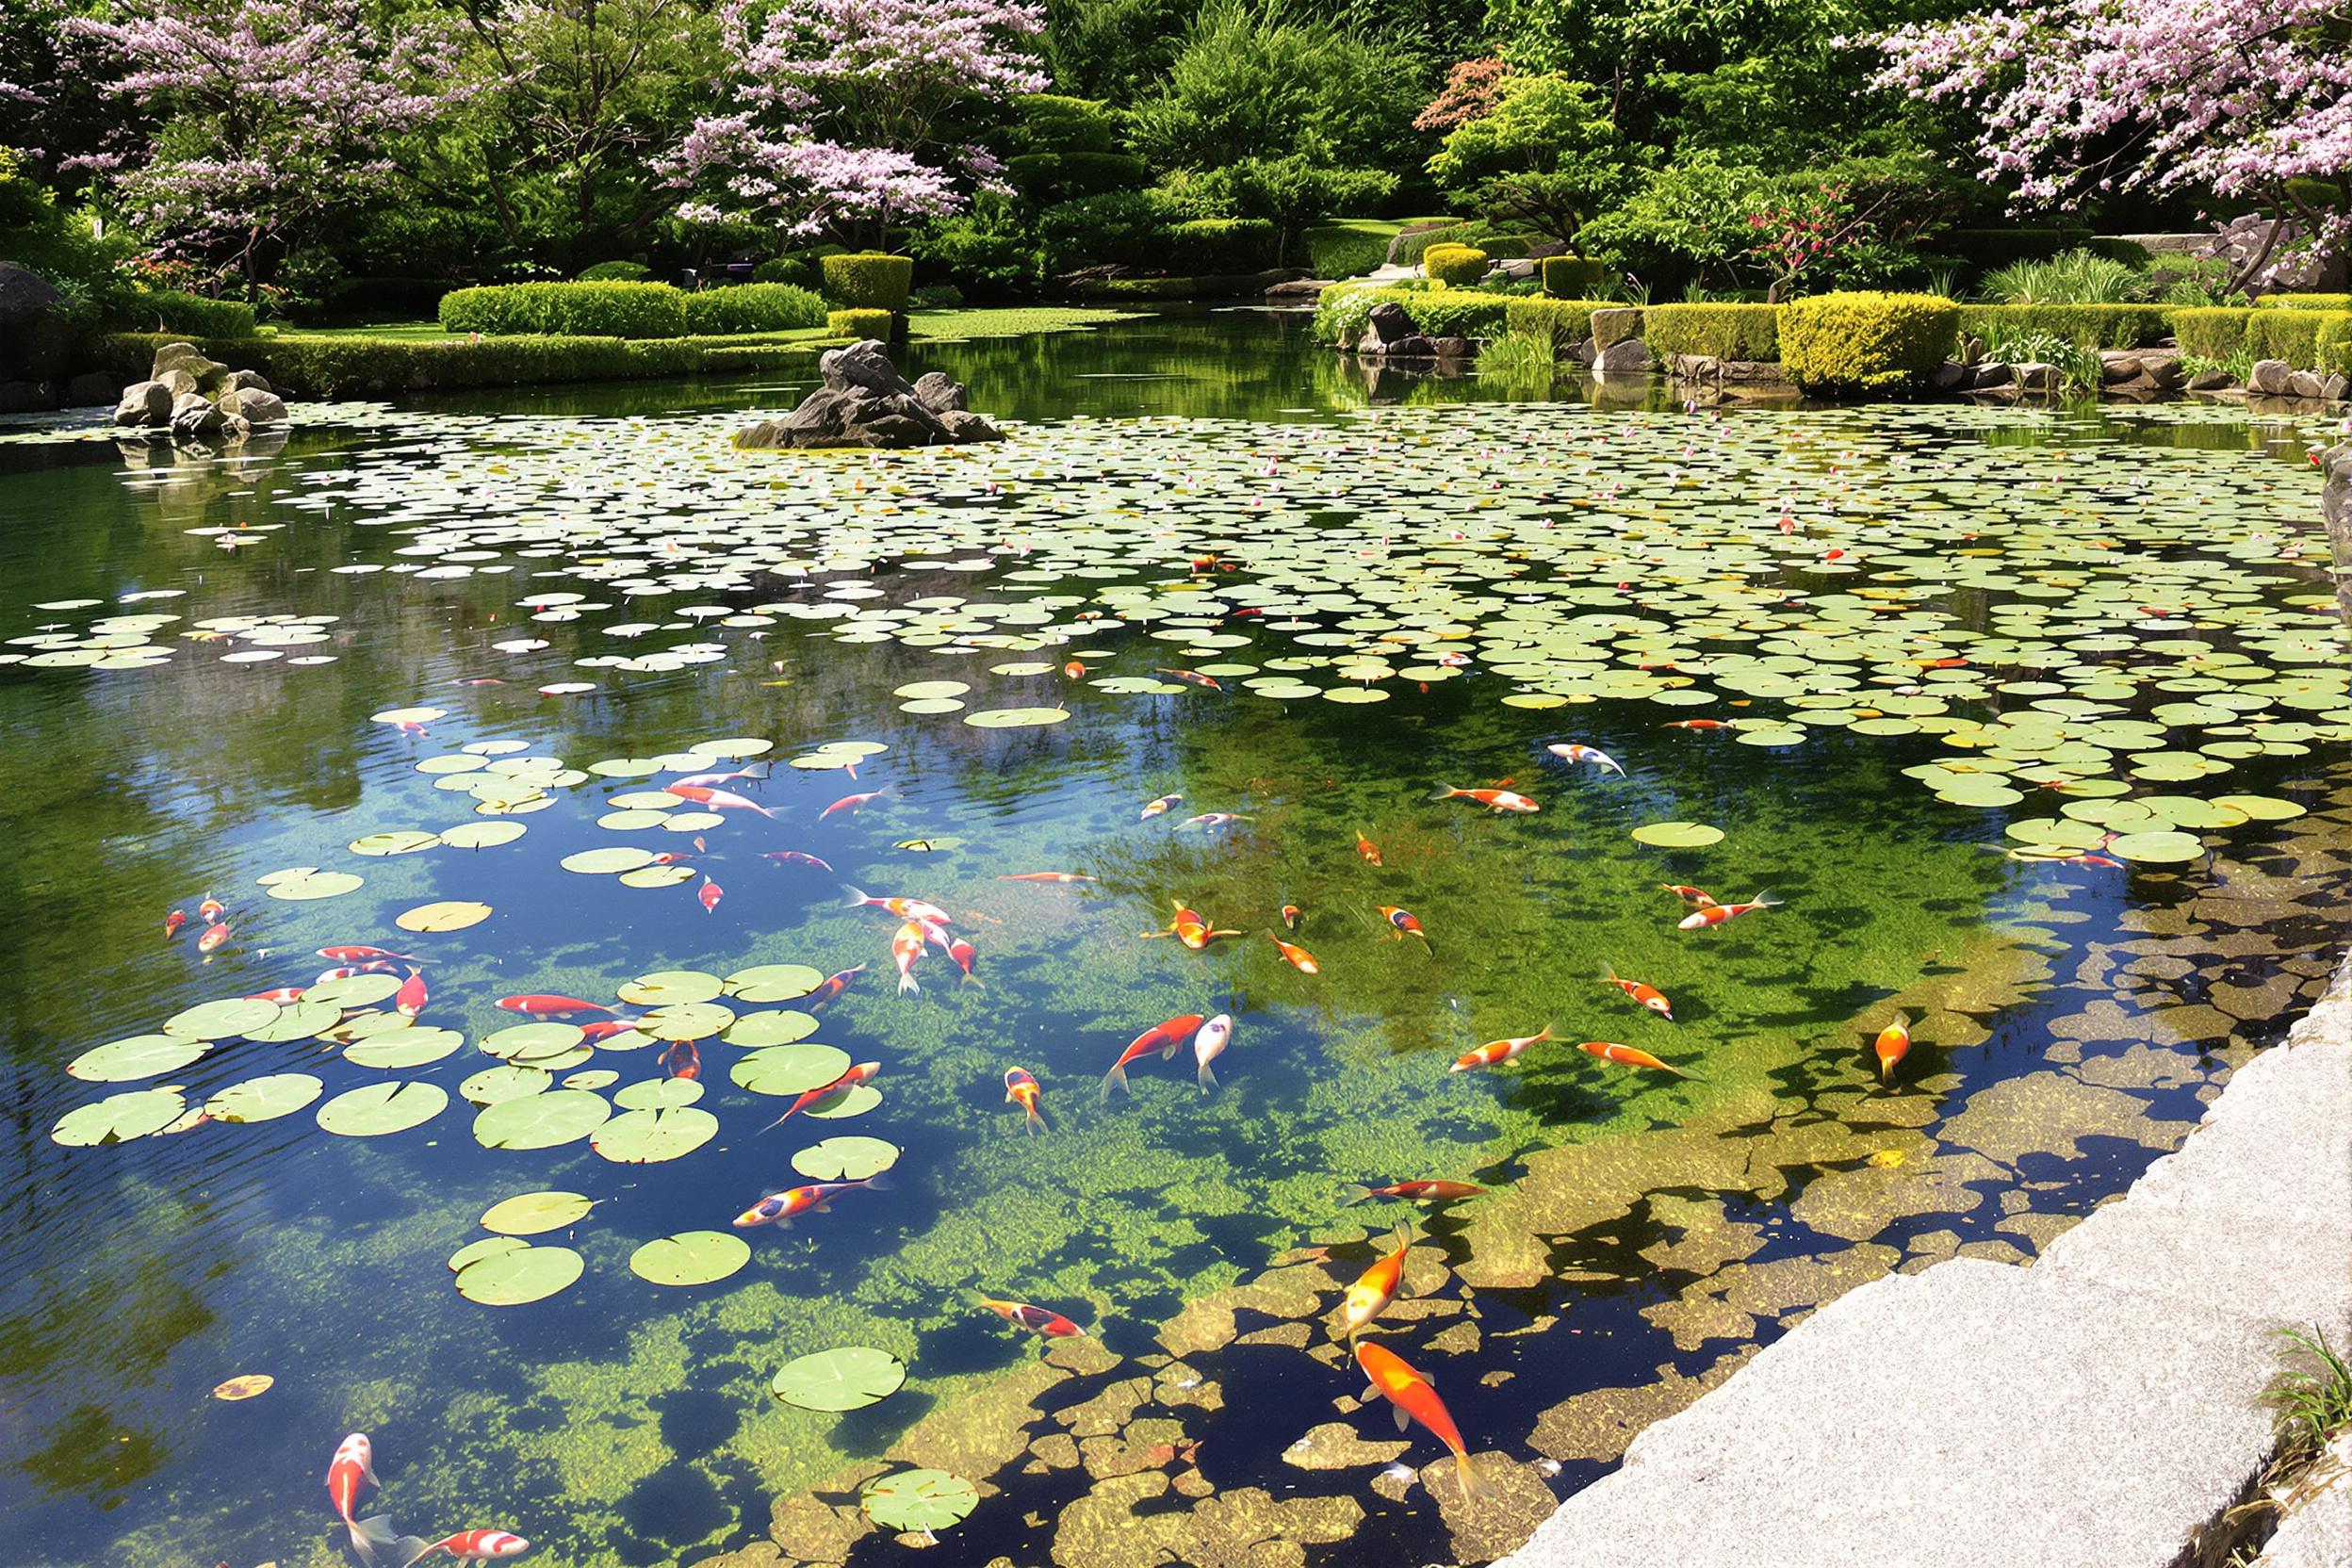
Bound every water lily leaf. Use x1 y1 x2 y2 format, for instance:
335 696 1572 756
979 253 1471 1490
564 1069 620 1090
351 830 440 857
344 1027 465 1069
562 846 657 875
461 1065 551 1104
480 1022 587 1060
164 998 278 1039
261 868 365 902
473 1088 609 1150
481 1190 596 1235
617 970 724 1006
316 1081 448 1137
52 1087 187 1145
591 1105 719 1163
776 1348 907 1412
396 901 492 933
619 865 697 888
439 821 528 849
2212 793 2306 822
69 1033 209 1082
371 706 445 725
641 1002 735 1041
454 1243 583 1306
730 1044 854 1097
861 1468 976 1532
792 1136 900 1182
613 1076 704 1110
1629 821 1723 849
2106 830 2205 864
212 1374 272 1401
803 1083 882 1119
724 964 823 1003
963 707 1069 728
725 1010 818 1048
307 973 403 1009
248 999 344 1041
204 1073 322 1123
449 1235 529 1272
630 1230 751 1286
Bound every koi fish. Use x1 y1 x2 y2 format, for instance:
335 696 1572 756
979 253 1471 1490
1873 1013 1911 1084
1547 743 1626 776
762 850 835 872
1678 891 1781 930
978 1298 1084 1337
1063 661 1086 678
1139 793 1184 820
645 851 695 867
821 788 887 818
1193 1012 1233 1091
1154 668 1223 691
1658 885 1719 907
670 768 766 790
316 965 387 986
1001 872 1094 884
1339 1226 1411 1339
1267 931 1320 973
1355 1341 1478 1497
760 1062 880 1132
395 967 428 1019
699 876 723 914
496 994 612 1017
1281 904 1301 930
1102 1013 1206 1099
1580 1040 1692 1076
808 964 866 1010
1355 831 1382 866
197 923 230 955
662 1039 702 1081
1603 967 1672 1019
664 782 774 817
162 910 187 941
1004 1067 1046 1133
843 886 951 925
319 945 420 963
1429 784 1539 813
733 1176 886 1228
1341 1181 1488 1205
1144 901 1237 950
398 1529 530 1565
890 920 926 995
1377 906 1427 942
1177 812 1250 831
325 1432 398 1567
1451 1024 1552 1072
578 1019 643 1042
945 935 981 987
199 895 225 923
246 985 306 1004
1662 718 1729 731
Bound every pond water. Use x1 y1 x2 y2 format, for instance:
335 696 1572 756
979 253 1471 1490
1 309 2346 1568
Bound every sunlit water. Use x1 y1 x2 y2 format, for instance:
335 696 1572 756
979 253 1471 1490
0 310 2345 1568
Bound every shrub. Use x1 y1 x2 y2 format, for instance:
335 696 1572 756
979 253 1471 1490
2257 294 2352 311
1542 255 1608 297
827 307 895 338
438 281 688 338
1310 284 1509 344
1004 151 1150 204
2244 308 2340 368
752 257 816 288
576 261 652 282
1937 226 2097 271
1304 226 1390 279
1392 222 1472 264
1980 248 2143 305
909 283 965 309
1644 302 1780 361
820 253 914 310
90 330 781 398
1007 93 1121 155
1424 243 1490 286
1777 291 1958 395
1954 304 2169 350
910 196 1046 297
1036 191 1168 272
1167 218 1279 274
2318 315 2352 378
113 290 258 337
2168 307 2252 361
1504 296 1601 349
683 283 828 334
1475 234 1543 259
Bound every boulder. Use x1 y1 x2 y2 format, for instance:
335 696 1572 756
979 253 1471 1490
1430 335 1475 359
2099 351 2143 384
1386 335 1436 359
734 341 1001 450
1493 258 1537 282
1972 362 2015 390
219 385 289 424
1360 301 1418 353
1592 337 1653 374
2288 369 2327 400
0 262 73 383
150 342 229 393
2246 358 2293 396
65 371 120 407
1931 361 1969 392
1590 308 1643 351
2186 368 2236 392
168 390 227 441
115 380 173 425
221 368 274 395
2326 373 2349 402
1264 277 1328 301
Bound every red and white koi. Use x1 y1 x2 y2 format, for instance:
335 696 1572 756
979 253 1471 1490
1658 885 1718 908
1602 967 1672 1019
246 985 306 1004
661 1039 702 1081
394 967 429 1019
1579 1040 1692 1076
1341 1180 1488 1204
1154 668 1223 691
698 876 723 914
1102 1013 1206 1099
1000 871 1094 884
760 1062 880 1132
196 923 230 955
733 1176 887 1228
1004 1067 1046 1133
1355 830 1382 865
496 994 612 1018
807 964 866 1010
978 1298 1083 1337
319 945 420 963
199 895 225 924
820 788 887 819
1546 743 1626 777
1678 891 1781 930
399 1528 530 1565
1192 1012 1233 1091
325 1432 399 1567
1451 1025 1552 1072
1429 783 1539 813
663 782 773 817
890 920 927 995
843 886 952 925
1176 812 1250 832
162 910 187 941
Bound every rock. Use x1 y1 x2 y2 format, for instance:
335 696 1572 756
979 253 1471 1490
1362 302 1418 352
65 371 119 407
1931 361 1969 392
735 341 1001 449
0 262 72 383
1494 258 1537 282
115 380 173 426
219 385 288 424
2186 368 2236 392
1387 335 1436 359
168 391 226 441
221 368 273 395
2012 361 2059 391
2288 369 2326 400
2326 373 2349 401
2099 352 2142 384
2247 358 2293 396
1591 308 1644 351
1592 337 1653 374
1264 277 1328 301
1430 335 1474 359
2133 352 2182 389
1972 362 2014 390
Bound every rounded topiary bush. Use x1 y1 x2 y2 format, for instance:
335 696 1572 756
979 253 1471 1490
826 307 895 339
820 253 914 311
752 256 816 289
1777 291 1959 395
1423 243 1490 287
1540 255 1608 299
576 260 652 282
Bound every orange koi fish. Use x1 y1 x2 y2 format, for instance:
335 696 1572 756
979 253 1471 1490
1192 1012 1233 1091
760 1062 880 1132
1377 906 1427 943
1143 901 1236 950
1004 1067 1046 1133
246 985 306 1004
1602 967 1672 1020
394 967 428 1019
1139 792 1183 820
1001 872 1094 884
979 1298 1084 1337
162 910 187 941
497 993 612 1017
662 782 774 818
762 850 834 872
320 944 419 963
1267 930 1320 973
1546 743 1626 776
1102 1013 1206 1099
1355 1341 1478 1497
1281 904 1302 930
1451 1024 1552 1072
890 920 927 995
807 964 866 1010
1338 1226 1411 1339
945 935 981 987
1063 661 1086 678
1429 784 1539 813
820 788 887 818
197 923 230 955
1662 718 1729 731
1154 668 1223 691
733 1176 887 1229
662 1039 702 1081
1356 831 1382 865
1678 891 1781 930
1580 1040 1692 1076
699 876 723 914
1342 1180 1488 1204
400 1529 530 1565
1873 1013 1911 1084
199 895 225 923
1658 884 1719 907
843 886 952 925
324 1432 398 1566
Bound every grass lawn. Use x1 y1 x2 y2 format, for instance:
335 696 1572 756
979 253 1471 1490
1303 215 1461 278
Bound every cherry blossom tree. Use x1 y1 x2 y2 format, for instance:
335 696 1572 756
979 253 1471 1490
66 0 460 289
670 0 1047 249
1871 0 2352 288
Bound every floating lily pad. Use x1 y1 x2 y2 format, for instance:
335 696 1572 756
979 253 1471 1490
163 998 278 1039
69 1033 209 1082
963 707 1070 728
725 1010 819 1048
472 1089 609 1150
480 1022 586 1061
2212 793 2306 822
776 1347 907 1412
52 1087 188 1146
212 1374 273 1401
630 1230 751 1286
449 1235 529 1272
564 1069 620 1090
1629 821 1724 849
204 1073 323 1123
641 1002 735 1041
792 1136 900 1182
351 830 440 857
344 1028 465 1069
396 901 492 933
316 1081 448 1137
619 865 697 889
617 970 724 1006
461 1065 552 1104
260 868 365 902
481 1190 596 1235
724 963 824 1003
804 1083 882 1119
2106 830 2205 864
861 1468 977 1532
562 846 657 875
439 821 528 849
613 1076 704 1110
731 1044 855 1097
247 1000 343 1041
591 1106 719 1164
453 1243 583 1306
307 972 404 1009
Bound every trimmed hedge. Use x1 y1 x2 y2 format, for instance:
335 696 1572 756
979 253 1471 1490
820 253 914 311
1167 218 1279 275
1304 226 1391 280
114 290 259 337
1424 243 1490 286
2169 307 2250 361
1644 302 1780 362
1504 297 1605 350
683 283 828 334
93 330 825 399
827 308 895 338
1778 291 1958 395
1311 285 1510 344
2244 307 2337 368
576 260 652 282
1541 256 1608 297
1392 222 1473 265
1954 303 2170 350
438 281 688 338
2256 293 2352 311
752 257 816 288
1474 234 1542 259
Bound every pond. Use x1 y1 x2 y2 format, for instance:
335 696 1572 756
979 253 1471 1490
1 308 2346 1568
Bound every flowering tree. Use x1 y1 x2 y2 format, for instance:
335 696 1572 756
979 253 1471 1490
1871 0 2352 288
671 0 1046 249
66 0 459 290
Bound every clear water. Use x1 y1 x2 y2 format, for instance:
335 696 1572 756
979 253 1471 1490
0 309 2344 1568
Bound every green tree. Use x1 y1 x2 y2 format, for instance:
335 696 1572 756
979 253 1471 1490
1425 74 1632 244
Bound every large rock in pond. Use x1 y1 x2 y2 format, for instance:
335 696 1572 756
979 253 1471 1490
735 341 1001 450
1358 301 1418 354
0 262 73 384
116 381 173 425
218 385 288 424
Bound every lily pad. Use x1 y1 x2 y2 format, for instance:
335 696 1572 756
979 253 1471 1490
439 821 528 849
396 901 492 933
2106 830 2205 864
619 865 696 889
630 1230 752 1287
316 1081 448 1137
724 963 824 1003
472 1089 609 1150
344 1028 465 1070
69 1033 209 1082
613 1076 704 1110
480 1022 587 1060
775 1347 908 1413
52 1087 188 1146
453 1243 583 1306
590 1106 720 1164
724 1010 819 1048
260 868 365 902
641 1002 735 1041
1629 821 1724 849
481 1190 596 1236
562 846 657 875
861 1468 977 1533
307 972 404 1009
351 830 440 857
247 1000 343 1041
204 1073 323 1123
461 1065 552 1104
731 1044 855 1097
804 1083 883 1120
963 707 1070 728
792 1136 901 1182
163 998 278 1039
449 1235 529 1272
616 970 724 1006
